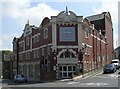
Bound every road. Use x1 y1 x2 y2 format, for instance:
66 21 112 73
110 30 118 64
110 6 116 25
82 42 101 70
1 70 120 89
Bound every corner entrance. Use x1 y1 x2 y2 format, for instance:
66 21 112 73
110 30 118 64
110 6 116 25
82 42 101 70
58 64 76 79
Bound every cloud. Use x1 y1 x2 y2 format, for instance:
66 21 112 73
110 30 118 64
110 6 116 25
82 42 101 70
93 0 119 49
2 1 59 50
2 1 59 28
0 33 20 50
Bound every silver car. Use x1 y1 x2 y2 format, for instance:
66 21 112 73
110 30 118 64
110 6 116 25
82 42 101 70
103 64 116 74
14 75 27 83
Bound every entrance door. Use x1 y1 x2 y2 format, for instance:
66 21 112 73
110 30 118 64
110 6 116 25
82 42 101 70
59 65 76 78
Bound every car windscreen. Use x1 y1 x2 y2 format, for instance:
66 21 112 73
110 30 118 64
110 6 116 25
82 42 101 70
16 75 23 78
111 61 118 63
105 64 113 68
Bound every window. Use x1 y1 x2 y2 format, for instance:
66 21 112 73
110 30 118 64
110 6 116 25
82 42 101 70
37 35 39 42
42 48 44 55
34 50 36 58
36 50 39 58
68 72 72 77
65 50 70 58
87 47 91 55
60 53 64 58
59 50 75 58
25 52 30 59
13 42 16 50
63 66 67 71
28 52 30 59
73 66 75 71
26 37 30 45
68 66 72 71
43 28 48 39
47 46 51 54
33 50 39 59
59 66 62 71
85 28 89 38
71 53 75 58
45 59 47 65
63 73 67 77
19 54 23 60
33 36 37 43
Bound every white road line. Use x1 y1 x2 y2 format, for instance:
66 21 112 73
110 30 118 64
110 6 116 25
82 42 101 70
80 82 108 86
67 82 108 86
68 82 79 85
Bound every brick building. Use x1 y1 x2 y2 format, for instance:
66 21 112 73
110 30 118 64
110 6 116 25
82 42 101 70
12 8 114 81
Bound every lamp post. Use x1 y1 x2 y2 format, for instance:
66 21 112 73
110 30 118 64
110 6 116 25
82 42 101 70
78 45 86 78
105 36 108 65
53 50 57 79
92 24 95 70
100 30 102 67
16 39 19 75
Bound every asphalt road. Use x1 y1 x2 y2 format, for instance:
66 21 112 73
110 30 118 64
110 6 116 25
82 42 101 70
1 70 120 89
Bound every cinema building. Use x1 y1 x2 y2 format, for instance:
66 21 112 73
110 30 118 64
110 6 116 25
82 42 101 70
12 8 114 81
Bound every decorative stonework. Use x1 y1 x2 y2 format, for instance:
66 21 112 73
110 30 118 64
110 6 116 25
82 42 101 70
23 21 32 37
56 7 77 23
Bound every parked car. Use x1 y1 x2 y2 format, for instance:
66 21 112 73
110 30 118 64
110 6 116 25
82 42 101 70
103 64 116 74
118 71 120 74
111 59 120 69
14 75 27 83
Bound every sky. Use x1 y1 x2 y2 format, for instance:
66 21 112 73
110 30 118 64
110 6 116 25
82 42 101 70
0 0 120 51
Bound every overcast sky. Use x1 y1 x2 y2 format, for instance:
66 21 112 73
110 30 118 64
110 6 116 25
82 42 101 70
0 0 119 51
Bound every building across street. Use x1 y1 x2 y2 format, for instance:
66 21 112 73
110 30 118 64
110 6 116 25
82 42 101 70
12 7 114 81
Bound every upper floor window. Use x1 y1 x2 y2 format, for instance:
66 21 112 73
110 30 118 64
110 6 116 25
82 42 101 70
37 35 39 42
26 52 30 59
33 35 40 43
19 41 24 48
47 45 51 54
13 42 16 50
85 28 89 38
60 50 75 58
33 36 37 43
43 28 48 39
42 48 44 56
33 49 39 59
26 37 30 45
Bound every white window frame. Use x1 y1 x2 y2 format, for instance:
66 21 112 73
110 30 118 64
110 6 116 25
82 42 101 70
34 50 36 58
37 49 39 58
13 42 16 50
37 35 39 42
85 28 89 38
43 28 48 39
26 37 30 45
42 48 44 56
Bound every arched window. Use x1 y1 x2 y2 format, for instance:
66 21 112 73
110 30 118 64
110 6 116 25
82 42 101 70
43 28 48 39
65 50 70 58
85 28 89 38
59 50 75 58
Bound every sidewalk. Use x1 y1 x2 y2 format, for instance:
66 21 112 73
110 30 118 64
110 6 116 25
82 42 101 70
73 68 103 81
60 68 103 82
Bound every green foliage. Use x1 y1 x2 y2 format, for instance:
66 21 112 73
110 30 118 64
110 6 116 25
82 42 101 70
0 50 13 62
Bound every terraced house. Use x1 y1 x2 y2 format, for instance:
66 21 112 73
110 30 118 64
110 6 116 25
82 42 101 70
12 7 114 81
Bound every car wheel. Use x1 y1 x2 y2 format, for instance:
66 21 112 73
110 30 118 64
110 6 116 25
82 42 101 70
113 69 115 73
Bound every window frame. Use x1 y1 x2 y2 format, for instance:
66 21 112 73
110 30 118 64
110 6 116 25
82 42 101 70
85 28 89 38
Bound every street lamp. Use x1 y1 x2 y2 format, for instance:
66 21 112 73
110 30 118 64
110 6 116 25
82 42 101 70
105 36 108 65
100 30 102 67
78 44 86 78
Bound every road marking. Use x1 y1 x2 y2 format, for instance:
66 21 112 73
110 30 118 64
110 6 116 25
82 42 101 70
68 82 79 85
68 82 108 86
82 71 102 80
80 82 108 86
109 74 118 78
